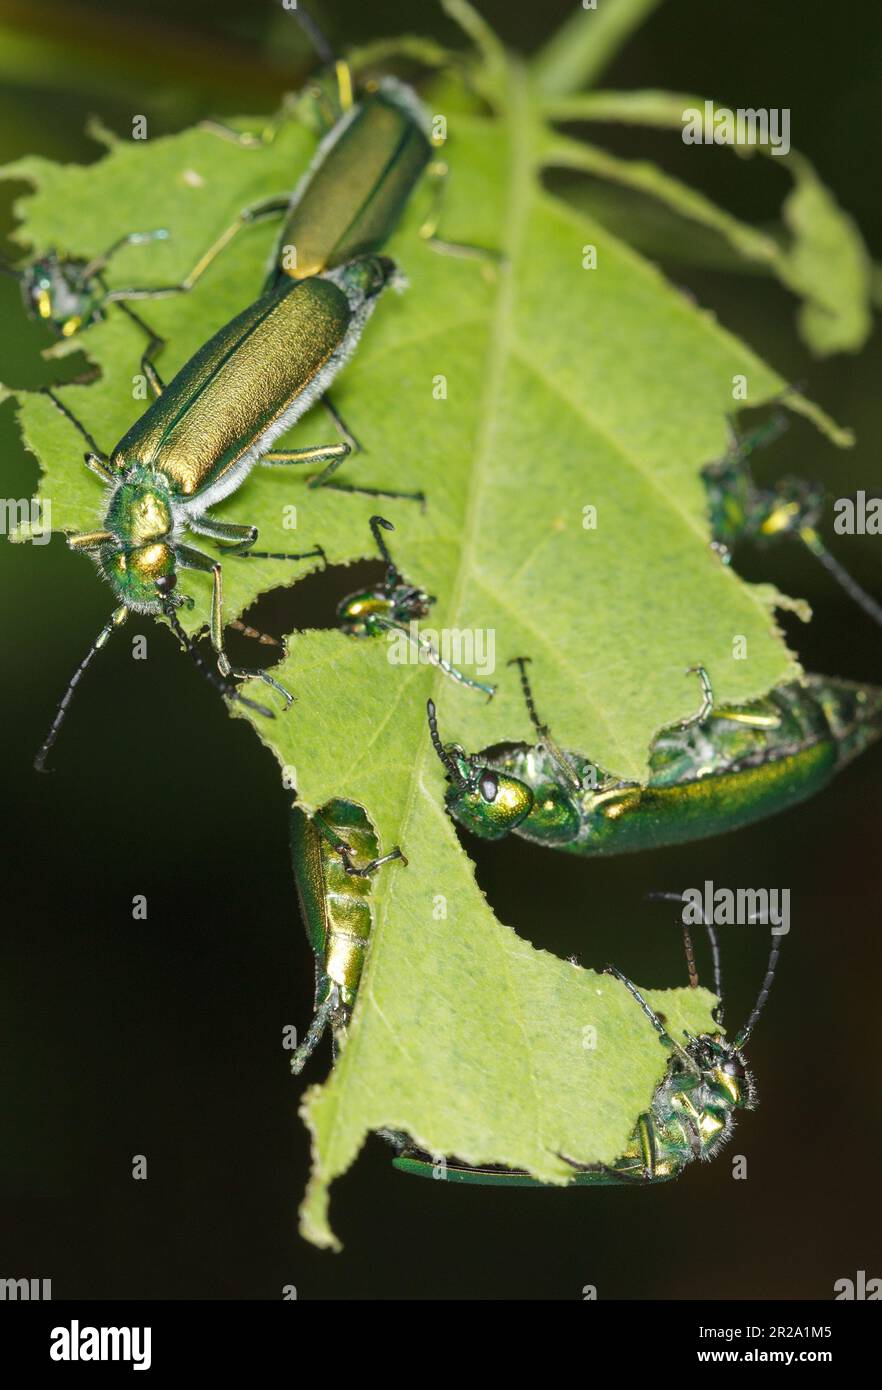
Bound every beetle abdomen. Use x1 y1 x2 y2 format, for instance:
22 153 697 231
272 90 431 283
112 276 351 497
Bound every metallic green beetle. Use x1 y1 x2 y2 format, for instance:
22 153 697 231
335 514 495 695
101 7 482 324
34 254 399 770
393 899 779 1186
704 414 882 629
289 797 405 1074
427 657 882 854
0 231 168 338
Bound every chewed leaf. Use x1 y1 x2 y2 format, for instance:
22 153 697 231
2 2 850 1248
541 89 875 357
243 636 718 1251
780 153 873 357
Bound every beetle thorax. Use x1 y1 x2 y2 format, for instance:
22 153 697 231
389 584 431 623
337 589 393 636
657 1035 754 1165
99 467 177 613
106 467 173 547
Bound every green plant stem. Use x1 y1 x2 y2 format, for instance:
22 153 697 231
533 0 666 100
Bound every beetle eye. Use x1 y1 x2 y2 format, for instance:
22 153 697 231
479 771 498 802
155 574 177 595
723 1059 746 1079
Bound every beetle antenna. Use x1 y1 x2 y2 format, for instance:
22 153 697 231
647 891 724 1018
369 514 401 588
798 524 882 630
508 656 581 791
110 294 166 347
603 964 699 1073
292 3 339 69
726 409 789 467
162 604 275 719
733 929 782 1049
603 965 670 1040
682 923 698 989
34 611 122 772
510 654 543 731
426 699 468 788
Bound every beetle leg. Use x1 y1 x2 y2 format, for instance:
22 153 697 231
638 1113 657 1178
557 1151 652 1183
142 357 163 398
161 601 275 718
321 393 363 455
316 479 427 504
103 198 290 305
261 443 349 485
269 439 426 501
176 542 293 707
163 530 286 648
340 843 408 876
39 387 110 462
79 228 169 283
234 544 327 567
192 513 327 567
677 665 714 730
68 529 115 551
187 514 259 551
138 329 169 398
290 988 340 1075
310 813 407 876
199 103 297 148
420 160 503 275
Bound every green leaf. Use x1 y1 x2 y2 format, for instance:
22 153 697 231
1 2 853 1247
542 90 874 357
245 637 720 1249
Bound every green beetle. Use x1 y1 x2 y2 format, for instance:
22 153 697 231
335 514 495 696
427 658 882 854
0 231 168 338
704 413 882 630
34 254 399 770
100 6 486 328
393 899 779 1186
289 798 405 1074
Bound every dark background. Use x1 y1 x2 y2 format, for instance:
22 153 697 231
1 0 880 1300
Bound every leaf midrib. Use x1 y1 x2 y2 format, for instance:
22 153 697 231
319 53 551 1168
